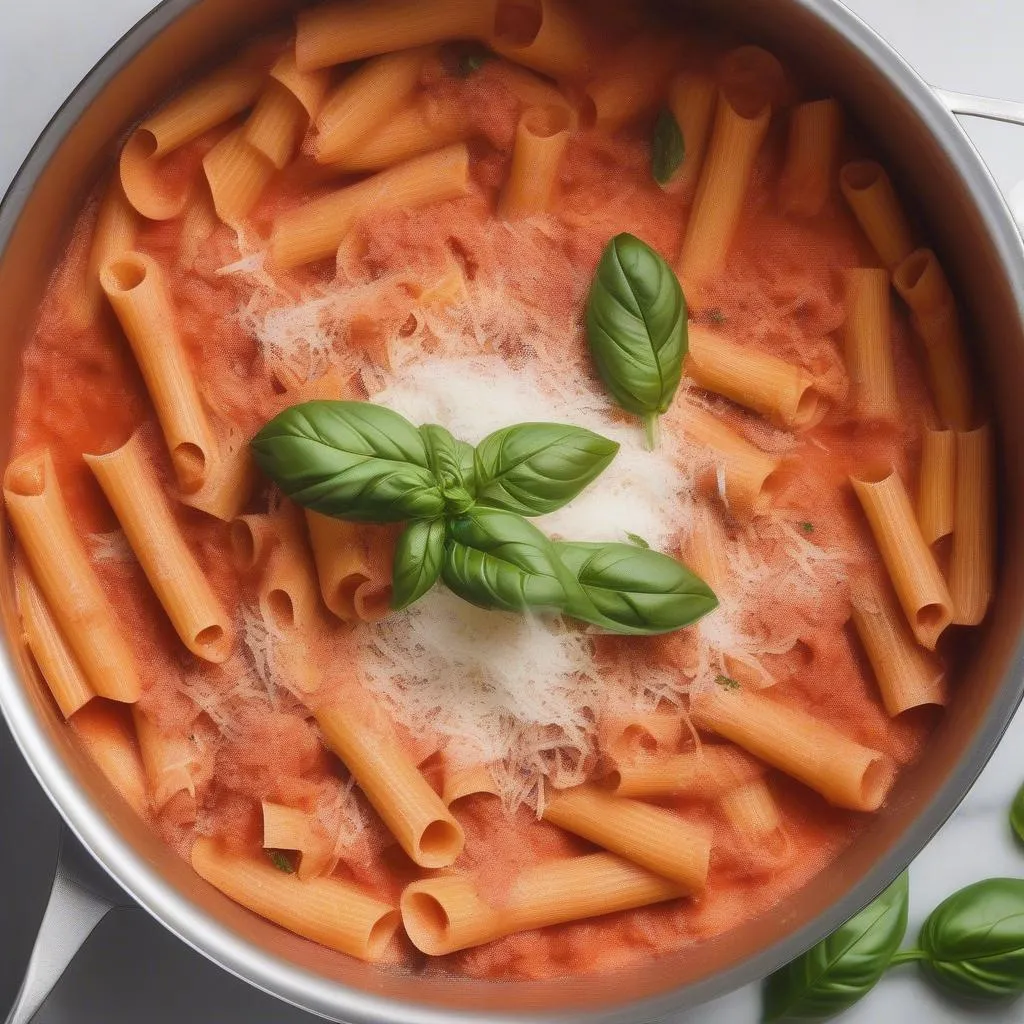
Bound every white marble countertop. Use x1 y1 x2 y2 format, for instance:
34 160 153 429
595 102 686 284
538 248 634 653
3 2 1024 1022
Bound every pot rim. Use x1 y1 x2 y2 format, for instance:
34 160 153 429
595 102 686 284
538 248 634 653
2 1 1023 1021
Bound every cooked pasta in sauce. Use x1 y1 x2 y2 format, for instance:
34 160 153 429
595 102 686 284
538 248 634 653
3 0 994 980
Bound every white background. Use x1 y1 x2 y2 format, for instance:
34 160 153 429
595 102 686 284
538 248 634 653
3 2 1024 1022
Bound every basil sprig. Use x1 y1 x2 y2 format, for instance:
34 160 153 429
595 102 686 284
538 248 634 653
652 108 684 186
763 872 909 1023
894 878 1024 1002
586 233 688 449
253 400 716 634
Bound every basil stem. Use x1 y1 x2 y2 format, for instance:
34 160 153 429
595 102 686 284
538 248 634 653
586 233 688 450
392 519 447 611
762 872 909 1022
556 541 717 635
897 878 1024 1002
652 107 685 186
442 509 569 613
1011 781 1024 845
251 402 444 523
474 422 619 517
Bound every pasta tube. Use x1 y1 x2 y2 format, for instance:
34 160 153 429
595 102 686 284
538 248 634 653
402 852 685 955
100 253 216 494
582 36 680 132
498 105 572 219
441 764 500 807
133 707 197 820
851 468 954 650
839 161 914 270
667 71 717 197
690 685 895 812
202 129 275 224
542 784 710 890
247 54 331 169
71 702 150 818
720 778 788 857
843 268 898 422
606 746 764 801
192 837 399 960
85 432 234 664
948 425 995 626
917 427 956 545
4 450 139 703
262 800 334 880
490 0 592 80
778 99 842 217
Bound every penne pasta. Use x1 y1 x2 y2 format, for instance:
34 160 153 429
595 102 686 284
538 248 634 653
324 99 470 173
690 684 895 812
678 91 771 300
313 48 432 165
582 36 681 132
133 707 197 820
231 513 282 573
71 701 150 818
402 852 685 955
203 128 276 224
948 425 995 626
177 191 220 271
677 403 782 518
498 105 572 220
85 432 234 664
917 427 956 545
598 711 682 762
718 45 787 115
490 0 592 80
893 249 974 430
843 268 898 422
179 434 256 523
257 511 320 634
305 512 395 623
192 837 400 960
839 161 914 270
68 177 138 332
13 553 94 719
850 580 946 716
778 99 842 218
684 500 730 591
667 71 717 197
297 0 496 69
4 451 140 704
442 763 500 807
272 143 471 270
542 784 711 890
686 326 821 429
851 467 954 650
100 253 216 494
606 745 764 801
315 702 464 868
120 61 265 220
262 800 334 880
720 778 788 858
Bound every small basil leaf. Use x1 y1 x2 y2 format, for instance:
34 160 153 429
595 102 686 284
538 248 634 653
916 878 1024 1001
626 532 650 549
252 402 444 523
1011 782 1024 845
474 423 619 517
555 541 717 635
420 424 476 497
442 509 567 613
762 872 909 1023
586 233 688 447
392 519 446 611
652 107 684 186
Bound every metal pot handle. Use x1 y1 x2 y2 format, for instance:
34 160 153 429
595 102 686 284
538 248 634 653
4 826 126 1024
935 88 1024 126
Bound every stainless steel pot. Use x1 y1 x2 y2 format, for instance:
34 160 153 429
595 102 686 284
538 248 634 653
3 1 1024 1021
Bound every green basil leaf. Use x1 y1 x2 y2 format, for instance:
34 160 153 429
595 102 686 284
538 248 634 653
1011 782 1024 845
652 107 684 186
251 402 444 523
915 878 1024 1001
555 542 717 635
392 519 446 611
626 532 650 549
586 233 688 447
442 509 568 613
420 423 477 514
762 872 909 1022
474 423 619 517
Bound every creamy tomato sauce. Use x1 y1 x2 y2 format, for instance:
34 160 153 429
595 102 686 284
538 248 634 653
9 14 948 981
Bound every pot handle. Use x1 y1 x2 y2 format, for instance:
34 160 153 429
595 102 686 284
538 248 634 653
4 826 127 1024
934 88 1024 127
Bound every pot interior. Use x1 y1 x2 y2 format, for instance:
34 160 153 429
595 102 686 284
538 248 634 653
1 0 1022 1019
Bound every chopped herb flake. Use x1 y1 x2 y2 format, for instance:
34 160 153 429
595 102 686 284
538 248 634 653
709 308 726 324
626 532 651 549
715 674 741 691
800 522 814 534
267 850 297 874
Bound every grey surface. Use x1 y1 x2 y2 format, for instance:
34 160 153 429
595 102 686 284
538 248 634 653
3 2 1024 1023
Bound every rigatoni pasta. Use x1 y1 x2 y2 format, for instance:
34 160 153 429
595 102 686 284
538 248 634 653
843 268 898 422
839 161 915 270
667 71 717 196
779 99 842 217
948 425 995 626
917 427 956 546
498 105 572 219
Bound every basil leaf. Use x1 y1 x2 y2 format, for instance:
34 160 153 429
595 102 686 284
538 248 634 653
474 423 619 517
555 542 717 635
1011 782 1024 845
626 532 650 549
421 423 477 514
652 107 684 186
762 872 909 1022
442 509 568 613
392 519 446 611
586 233 688 448
913 878 1024 1001
252 402 444 523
